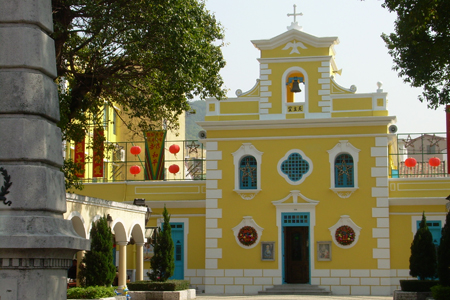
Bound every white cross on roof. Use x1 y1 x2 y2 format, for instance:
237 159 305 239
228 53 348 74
287 4 303 23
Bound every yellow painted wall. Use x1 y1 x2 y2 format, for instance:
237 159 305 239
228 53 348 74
220 101 259 114
389 179 450 199
146 207 206 270
206 115 260 121
333 98 372 111
214 131 381 270
390 205 447 269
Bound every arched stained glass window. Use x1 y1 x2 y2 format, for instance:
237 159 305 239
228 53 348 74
240 156 257 189
335 154 354 187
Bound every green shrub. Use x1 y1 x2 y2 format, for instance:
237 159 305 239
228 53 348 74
128 280 190 291
431 285 450 300
409 213 437 279
67 286 116 299
149 205 174 282
400 279 439 292
438 211 450 286
78 216 116 287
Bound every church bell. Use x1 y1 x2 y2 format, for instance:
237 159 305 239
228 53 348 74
291 79 302 93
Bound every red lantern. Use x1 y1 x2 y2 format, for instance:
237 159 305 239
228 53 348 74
429 157 441 167
168 164 180 174
130 165 141 175
404 157 417 168
130 146 141 156
169 144 180 155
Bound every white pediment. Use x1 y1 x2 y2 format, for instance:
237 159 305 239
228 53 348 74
252 29 339 51
272 190 319 205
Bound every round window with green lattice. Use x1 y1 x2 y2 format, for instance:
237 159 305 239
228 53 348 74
238 226 258 246
335 225 355 246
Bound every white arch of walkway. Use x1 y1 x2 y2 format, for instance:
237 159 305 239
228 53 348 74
64 193 147 288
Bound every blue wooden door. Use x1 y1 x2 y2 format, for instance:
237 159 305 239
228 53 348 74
169 223 184 280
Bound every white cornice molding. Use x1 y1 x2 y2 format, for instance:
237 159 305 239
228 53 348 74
198 116 396 131
331 92 388 99
258 55 333 64
82 180 206 187
252 30 339 50
191 133 395 143
389 177 450 182
134 200 205 209
223 97 260 102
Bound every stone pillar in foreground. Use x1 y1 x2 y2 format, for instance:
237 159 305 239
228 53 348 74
0 1 90 299
136 242 144 281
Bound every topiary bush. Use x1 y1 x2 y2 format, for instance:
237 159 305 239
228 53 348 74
78 215 116 287
431 285 450 300
149 205 174 282
128 280 190 291
409 212 437 280
438 210 450 286
67 286 116 299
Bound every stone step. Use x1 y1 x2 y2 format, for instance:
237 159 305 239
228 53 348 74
259 284 331 295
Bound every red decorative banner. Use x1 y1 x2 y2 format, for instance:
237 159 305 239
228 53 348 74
93 128 104 177
144 130 166 180
74 138 85 178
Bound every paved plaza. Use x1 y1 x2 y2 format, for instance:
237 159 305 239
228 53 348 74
197 295 392 300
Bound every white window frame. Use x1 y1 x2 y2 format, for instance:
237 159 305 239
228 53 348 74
327 140 360 198
232 143 263 200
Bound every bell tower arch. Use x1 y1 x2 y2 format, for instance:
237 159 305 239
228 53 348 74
282 66 309 116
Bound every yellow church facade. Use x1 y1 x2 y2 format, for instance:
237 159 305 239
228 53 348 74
73 21 450 296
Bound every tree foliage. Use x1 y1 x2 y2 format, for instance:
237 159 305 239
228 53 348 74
52 0 226 188
409 212 437 279
382 0 450 108
149 205 174 282
78 216 116 287
438 210 450 286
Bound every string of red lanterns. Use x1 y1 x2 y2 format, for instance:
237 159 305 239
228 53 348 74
404 157 441 168
169 144 181 175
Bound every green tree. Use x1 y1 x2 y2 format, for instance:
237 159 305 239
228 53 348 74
78 216 116 287
381 0 450 109
149 205 174 282
52 0 226 189
409 212 437 279
438 210 450 286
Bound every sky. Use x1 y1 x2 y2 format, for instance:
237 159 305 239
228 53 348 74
201 0 447 134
